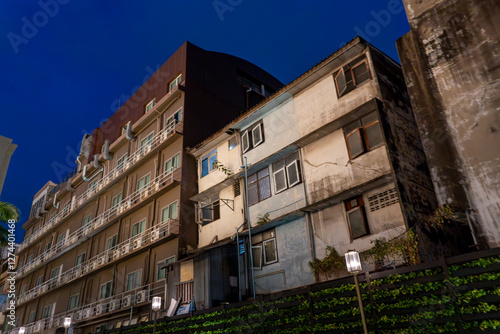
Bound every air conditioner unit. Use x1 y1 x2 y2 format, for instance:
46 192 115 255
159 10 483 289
134 154 141 162
113 249 120 260
117 205 124 214
83 307 93 319
109 299 120 312
90 260 97 270
70 235 78 244
121 244 130 255
82 263 90 273
123 295 132 308
77 198 83 206
152 229 160 241
124 162 130 170
40 285 48 293
53 318 60 327
33 322 42 332
132 238 143 249
98 255 107 266
136 290 147 304
124 201 131 209
84 225 92 235
95 303 105 316
97 183 103 191
75 310 82 321
154 182 160 191
144 144 152 154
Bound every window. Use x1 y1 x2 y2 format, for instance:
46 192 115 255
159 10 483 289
157 256 175 280
100 281 112 299
145 98 156 113
89 179 99 192
82 215 92 226
248 168 271 206
56 232 65 244
165 153 180 174
63 201 71 215
333 55 371 97
112 193 122 209
252 229 278 268
345 196 369 239
198 194 220 225
137 174 150 191
76 253 86 266
29 310 36 323
272 151 301 194
169 74 182 91
95 324 107 333
241 122 264 153
201 149 217 178
44 241 51 252
228 137 237 151
161 201 178 222
36 276 43 286
68 294 79 310
50 267 60 279
20 284 27 295
126 270 142 291
166 108 182 128
107 235 118 250
42 304 52 318
344 112 384 159
140 132 154 150
132 219 146 237
117 154 128 170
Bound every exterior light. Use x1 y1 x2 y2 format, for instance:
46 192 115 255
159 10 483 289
345 250 362 273
64 317 72 328
152 296 162 311
19 328 26 334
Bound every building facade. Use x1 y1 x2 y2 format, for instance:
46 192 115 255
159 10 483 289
11 42 282 334
187 37 437 306
397 0 500 247
0 135 17 197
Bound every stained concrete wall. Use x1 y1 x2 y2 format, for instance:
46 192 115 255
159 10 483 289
397 0 500 247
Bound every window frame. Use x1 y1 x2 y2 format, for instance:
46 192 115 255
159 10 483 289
68 294 79 310
42 304 52 319
263 238 278 265
76 252 86 266
126 269 142 291
112 193 123 209
198 195 220 225
157 256 175 280
145 98 156 113
82 214 92 227
140 131 154 149
345 196 369 240
169 74 182 91
344 112 384 160
137 173 151 192
273 167 287 194
166 108 182 128
252 229 278 268
241 121 265 153
251 123 264 147
132 219 146 237
165 153 181 174
107 234 118 250
201 149 217 178
99 281 112 299
117 154 128 170
248 167 271 206
228 137 238 151
161 200 179 223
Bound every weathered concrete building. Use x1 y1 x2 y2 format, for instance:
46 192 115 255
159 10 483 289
397 0 500 247
10 42 281 334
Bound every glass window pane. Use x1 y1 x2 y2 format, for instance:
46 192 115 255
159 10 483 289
228 137 237 150
252 246 262 268
208 154 217 172
353 62 370 85
274 168 287 193
286 161 300 187
346 129 364 159
361 112 378 126
257 167 269 179
169 202 178 219
201 158 209 177
172 154 180 168
248 182 259 206
264 239 277 264
162 207 169 222
365 122 384 149
258 177 271 200
348 208 368 239
242 131 250 152
252 124 262 146
335 69 347 96
165 160 172 173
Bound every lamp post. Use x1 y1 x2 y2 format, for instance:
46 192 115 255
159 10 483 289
345 250 368 334
242 156 256 299
18 327 25 334
152 296 162 333
64 317 72 334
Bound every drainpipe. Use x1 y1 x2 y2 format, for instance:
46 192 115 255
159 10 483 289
126 123 136 142
82 160 103 182
66 180 75 193
53 191 60 209
242 156 256 299
102 140 113 161
235 222 245 302
76 155 82 173
298 149 316 261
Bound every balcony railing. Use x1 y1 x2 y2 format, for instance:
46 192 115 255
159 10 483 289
19 121 181 252
7 279 167 334
16 218 178 306
16 164 180 279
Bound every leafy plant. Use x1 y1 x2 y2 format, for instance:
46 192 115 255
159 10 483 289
212 160 232 176
309 245 346 276
256 213 270 225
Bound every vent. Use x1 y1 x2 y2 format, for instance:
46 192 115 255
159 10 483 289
368 188 399 212
234 180 241 197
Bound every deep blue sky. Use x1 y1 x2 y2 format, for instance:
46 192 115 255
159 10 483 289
0 0 410 242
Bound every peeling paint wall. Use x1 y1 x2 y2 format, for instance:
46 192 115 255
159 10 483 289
398 0 500 247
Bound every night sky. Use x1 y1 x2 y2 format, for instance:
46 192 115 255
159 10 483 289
0 0 410 242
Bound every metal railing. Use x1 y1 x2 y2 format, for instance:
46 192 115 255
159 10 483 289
8 279 167 334
19 121 181 252
16 164 180 279
16 218 178 305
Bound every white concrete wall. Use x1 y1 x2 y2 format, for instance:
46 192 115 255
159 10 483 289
198 183 244 248
293 71 381 138
198 136 241 193
243 99 299 165
301 129 392 204
311 182 405 260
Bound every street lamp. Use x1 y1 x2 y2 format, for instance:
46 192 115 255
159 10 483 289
345 250 368 334
152 296 162 333
18 327 25 334
64 317 72 334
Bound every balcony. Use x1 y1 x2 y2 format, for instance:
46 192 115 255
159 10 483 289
16 218 178 306
8 279 167 334
18 121 182 252
16 164 181 279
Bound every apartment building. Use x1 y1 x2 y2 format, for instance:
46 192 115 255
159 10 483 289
0 135 17 196
187 36 438 304
11 42 282 334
